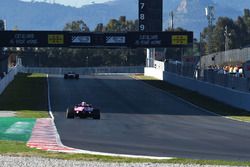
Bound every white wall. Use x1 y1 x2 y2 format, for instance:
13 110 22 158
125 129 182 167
0 65 20 94
22 66 144 75
164 71 250 111
144 67 164 80
144 65 250 111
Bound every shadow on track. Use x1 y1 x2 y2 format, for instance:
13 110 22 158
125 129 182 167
50 74 250 117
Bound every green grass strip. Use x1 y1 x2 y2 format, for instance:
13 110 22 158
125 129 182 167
132 75 250 122
0 73 49 118
0 140 250 166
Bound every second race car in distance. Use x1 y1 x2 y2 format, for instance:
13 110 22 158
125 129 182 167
64 72 79 79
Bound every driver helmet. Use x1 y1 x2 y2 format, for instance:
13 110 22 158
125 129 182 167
81 102 86 106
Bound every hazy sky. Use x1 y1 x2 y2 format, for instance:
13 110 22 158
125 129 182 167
20 0 113 8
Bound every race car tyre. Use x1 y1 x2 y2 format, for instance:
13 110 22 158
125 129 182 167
75 74 79 80
64 74 68 79
66 108 74 119
92 109 100 120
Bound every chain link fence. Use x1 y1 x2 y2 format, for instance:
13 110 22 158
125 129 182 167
200 47 250 68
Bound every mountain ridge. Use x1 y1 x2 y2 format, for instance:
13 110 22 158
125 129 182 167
0 0 249 37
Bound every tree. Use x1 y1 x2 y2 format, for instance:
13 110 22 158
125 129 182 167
235 16 248 48
94 23 104 32
201 17 240 53
200 9 250 54
0 20 5 31
103 16 138 32
63 20 90 32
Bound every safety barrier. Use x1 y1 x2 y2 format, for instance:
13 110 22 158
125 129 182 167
163 71 250 111
21 66 144 75
144 64 250 111
204 70 250 92
0 65 20 94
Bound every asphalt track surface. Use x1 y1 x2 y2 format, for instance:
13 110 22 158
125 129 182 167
49 74 250 161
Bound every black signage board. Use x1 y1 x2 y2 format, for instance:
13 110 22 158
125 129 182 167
0 31 193 48
69 33 127 48
127 31 193 48
0 31 68 47
139 0 162 32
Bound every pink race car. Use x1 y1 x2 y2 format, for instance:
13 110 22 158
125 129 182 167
66 102 100 119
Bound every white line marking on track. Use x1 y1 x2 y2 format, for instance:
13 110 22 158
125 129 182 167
47 74 54 120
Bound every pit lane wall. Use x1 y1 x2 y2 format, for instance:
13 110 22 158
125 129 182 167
145 61 250 111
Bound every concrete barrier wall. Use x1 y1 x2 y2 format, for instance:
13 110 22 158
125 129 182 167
144 67 250 111
22 66 144 75
154 60 165 71
144 67 163 80
0 66 19 94
164 71 250 111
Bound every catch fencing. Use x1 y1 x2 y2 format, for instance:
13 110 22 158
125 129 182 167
201 47 250 68
203 70 250 92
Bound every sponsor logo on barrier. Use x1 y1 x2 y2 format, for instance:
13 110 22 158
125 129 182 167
72 36 91 44
135 34 162 45
172 35 188 45
48 34 64 44
106 36 126 44
9 33 38 45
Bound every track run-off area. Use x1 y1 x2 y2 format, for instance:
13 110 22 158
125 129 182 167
47 74 250 161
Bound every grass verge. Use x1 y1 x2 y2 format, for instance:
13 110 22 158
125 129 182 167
0 73 49 118
131 74 250 122
1 141 250 166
